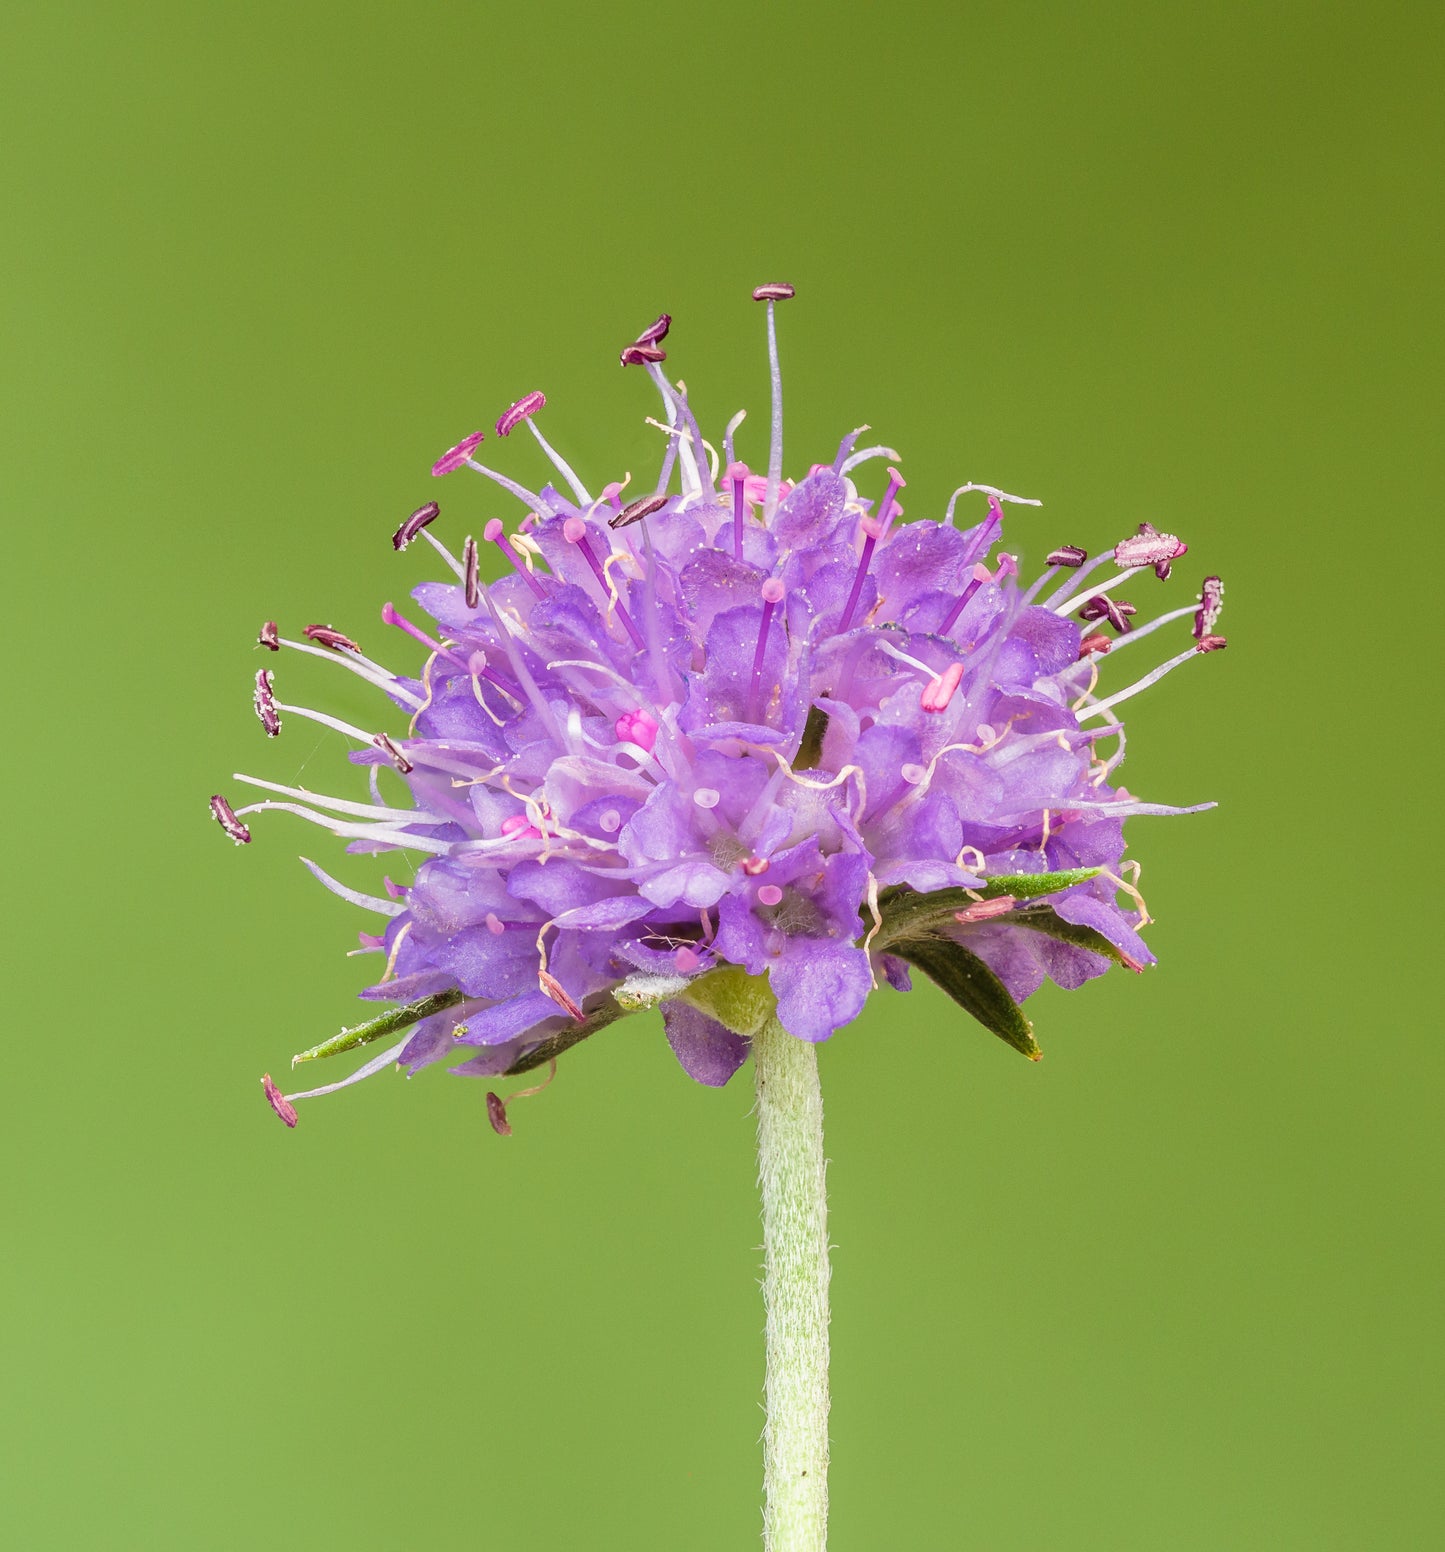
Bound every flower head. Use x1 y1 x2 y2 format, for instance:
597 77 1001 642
219 289 1225 1124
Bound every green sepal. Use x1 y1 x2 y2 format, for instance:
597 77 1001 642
873 867 1102 947
503 992 627 1076
1007 904 1143 970
678 962 778 1038
795 704 829 771
291 987 467 1067
888 935 1042 1060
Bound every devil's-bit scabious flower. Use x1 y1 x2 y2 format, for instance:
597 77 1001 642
217 288 1226 1124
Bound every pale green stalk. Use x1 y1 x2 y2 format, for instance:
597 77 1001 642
753 1015 830 1551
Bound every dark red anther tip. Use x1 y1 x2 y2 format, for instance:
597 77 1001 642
609 493 668 529
393 501 440 551
1195 634 1228 653
1078 596 1137 633
258 620 280 650
752 283 796 302
462 535 480 609
1078 634 1113 657
373 732 414 774
634 313 672 346
485 1092 513 1137
620 343 666 367
262 1074 298 1128
1046 545 1087 568
210 793 251 845
302 624 361 653
495 391 546 437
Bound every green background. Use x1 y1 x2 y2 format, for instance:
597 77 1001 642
3 1 1438 1546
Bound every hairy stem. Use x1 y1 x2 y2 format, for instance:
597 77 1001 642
754 1016 830 1551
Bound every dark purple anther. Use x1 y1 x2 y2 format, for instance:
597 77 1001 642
634 313 671 346
393 500 440 551
609 493 668 530
302 624 361 653
562 518 645 649
258 620 280 651
1194 575 1224 639
752 283 796 302
620 343 666 367
210 793 251 845
463 535 480 609
485 1092 513 1137
495 391 546 438
1046 544 1087 568
253 669 281 737
1195 634 1228 653
262 1074 298 1128
373 732 414 774
1113 521 1188 579
1078 595 1137 633
431 431 485 477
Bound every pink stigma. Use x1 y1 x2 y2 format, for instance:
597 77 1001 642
615 709 659 751
757 884 784 906
729 462 750 558
482 517 546 599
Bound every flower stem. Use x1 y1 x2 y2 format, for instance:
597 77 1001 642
753 1016 830 1551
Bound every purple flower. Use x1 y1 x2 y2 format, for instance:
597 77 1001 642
218 289 1226 1124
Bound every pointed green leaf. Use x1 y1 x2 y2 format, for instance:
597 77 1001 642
291 987 468 1066
889 935 1041 1060
874 868 1102 947
1007 905 1143 970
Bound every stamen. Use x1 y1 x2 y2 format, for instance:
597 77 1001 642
526 417 592 506
920 661 965 713
1194 575 1224 639
253 669 281 736
1113 521 1188 580
634 313 671 346
373 732 414 774
753 282 794 519
724 409 747 468
1053 564 1148 618
608 493 668 530
538 969 585 1023
479 518 545 600
485 1092 512 1136
1046 544 1087 567
1078 594 1137 633
461 455 551 517
258 620 280 651
1078 642 1217 719
1079 633 1112 657
620 343 666 366
210 793 252 844
750 578 786 720
262 1074 299 1127
303 624 361 653
1195 634 1227 652
562 518 645 649
462 536 480 609
953 896 1016 924
495 391 546 437
729 462 749 558
839 444 903 478
431 432 485 476
393 501 440 550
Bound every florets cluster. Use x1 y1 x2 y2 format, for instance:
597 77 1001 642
216 289 1225 1129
